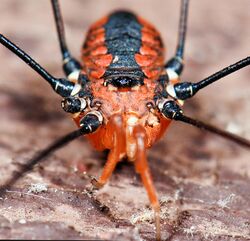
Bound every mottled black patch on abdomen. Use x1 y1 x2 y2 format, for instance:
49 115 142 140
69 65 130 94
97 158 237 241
104 11 144 88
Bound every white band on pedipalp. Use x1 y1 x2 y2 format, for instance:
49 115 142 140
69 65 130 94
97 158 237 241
166 68 179 82
70 83 82 96
68 70 80 82
80 98 87 110
166 84 177 98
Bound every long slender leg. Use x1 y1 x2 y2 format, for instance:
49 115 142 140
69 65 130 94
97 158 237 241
165 0 189 76
0 114 101 196
168 56 250 100
92 114 126 188
160 100 250 149
133 125 161 241
0 34 74 97
51 0 81 79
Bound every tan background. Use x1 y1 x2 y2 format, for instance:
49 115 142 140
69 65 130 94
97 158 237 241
0 0 250 240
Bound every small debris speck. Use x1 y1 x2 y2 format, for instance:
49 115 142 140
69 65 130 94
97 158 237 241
18 219 27 224
217 193 236 208
183 225 196 237
226 122 242 135
27 183 48 194
130 209 154 224
112 55 119 63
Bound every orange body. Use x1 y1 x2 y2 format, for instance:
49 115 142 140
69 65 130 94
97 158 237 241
72 11 179 239
77 12 172 152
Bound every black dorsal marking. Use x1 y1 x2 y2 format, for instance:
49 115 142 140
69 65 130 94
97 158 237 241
104 11 144 88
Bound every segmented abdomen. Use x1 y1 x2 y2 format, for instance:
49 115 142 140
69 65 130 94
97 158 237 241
82 11 165 83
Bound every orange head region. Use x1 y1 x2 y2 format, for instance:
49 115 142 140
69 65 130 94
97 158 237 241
73 79 172 154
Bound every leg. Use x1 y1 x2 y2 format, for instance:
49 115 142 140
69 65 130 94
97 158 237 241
0 114 101 196
0 34 74 97
133 125 161 241
51 0 81 79
170 56 250 100
165 0 189 76
92 114 126 188
159 100 250 148
92 148 120 189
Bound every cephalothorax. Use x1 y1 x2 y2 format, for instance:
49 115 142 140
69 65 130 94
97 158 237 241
0 0 249 240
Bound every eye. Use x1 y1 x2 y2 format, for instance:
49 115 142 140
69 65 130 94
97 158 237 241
107 76 143 88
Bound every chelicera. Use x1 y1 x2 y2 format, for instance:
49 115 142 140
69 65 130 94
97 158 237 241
0 0 249 240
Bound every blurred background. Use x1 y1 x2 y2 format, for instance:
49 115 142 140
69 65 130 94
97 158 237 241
0 0 250 240
0 0 249 132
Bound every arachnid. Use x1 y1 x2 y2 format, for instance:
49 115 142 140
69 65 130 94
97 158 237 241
0 0 249 240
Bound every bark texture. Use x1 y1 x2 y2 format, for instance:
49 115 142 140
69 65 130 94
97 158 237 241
0 0 250 240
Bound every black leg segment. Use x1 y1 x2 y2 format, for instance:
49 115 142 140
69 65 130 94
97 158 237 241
0 113 101 197
0 34 74 97
173 56 250 100
51 0 82 78
160 100 250 149
176 114 250 149
165 0 189 75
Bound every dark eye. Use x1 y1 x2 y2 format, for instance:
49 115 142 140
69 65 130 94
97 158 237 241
109 76 143 88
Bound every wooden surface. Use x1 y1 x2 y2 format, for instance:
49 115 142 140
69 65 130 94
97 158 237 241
0 0 250 240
